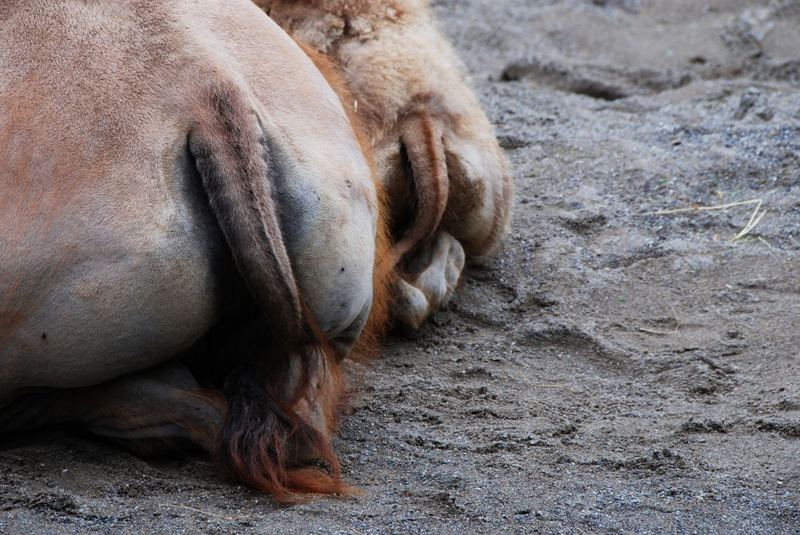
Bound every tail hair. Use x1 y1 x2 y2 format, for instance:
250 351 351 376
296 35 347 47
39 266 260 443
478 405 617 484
189 78 349 502
218 362 353 503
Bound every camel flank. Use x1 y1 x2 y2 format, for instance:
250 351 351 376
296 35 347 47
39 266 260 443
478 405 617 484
256 0 514 328
0 0 390 503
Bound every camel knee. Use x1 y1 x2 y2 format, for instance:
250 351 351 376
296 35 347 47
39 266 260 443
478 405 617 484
442 132 514 261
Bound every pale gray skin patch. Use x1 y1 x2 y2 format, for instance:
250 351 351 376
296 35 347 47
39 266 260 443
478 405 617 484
259 123 321 253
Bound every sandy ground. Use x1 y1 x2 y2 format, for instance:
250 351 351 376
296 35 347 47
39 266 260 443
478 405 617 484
2 1 799 533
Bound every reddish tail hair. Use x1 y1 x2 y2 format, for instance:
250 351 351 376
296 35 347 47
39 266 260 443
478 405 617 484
217 355 353 503
190 77 354 502
200 40 398 501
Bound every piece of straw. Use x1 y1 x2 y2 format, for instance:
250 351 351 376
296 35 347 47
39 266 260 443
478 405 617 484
638 198 767 241
638 199 762 217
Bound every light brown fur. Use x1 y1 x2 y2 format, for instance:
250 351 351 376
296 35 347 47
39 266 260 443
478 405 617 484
257 0 514 327
258 0 513 258
0 0 390 502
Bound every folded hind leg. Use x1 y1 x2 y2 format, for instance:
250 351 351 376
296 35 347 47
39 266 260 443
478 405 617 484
395 230 466 330
0 362 225 456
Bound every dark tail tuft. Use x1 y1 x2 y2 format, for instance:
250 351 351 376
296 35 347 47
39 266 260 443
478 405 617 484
190 79 348 501
218 363 352 503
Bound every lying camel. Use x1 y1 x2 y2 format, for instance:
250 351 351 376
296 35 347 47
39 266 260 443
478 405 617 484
256 0 515 329
0 0 392 501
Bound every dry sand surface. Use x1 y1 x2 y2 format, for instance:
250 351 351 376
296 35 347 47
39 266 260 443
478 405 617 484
1 1 799 533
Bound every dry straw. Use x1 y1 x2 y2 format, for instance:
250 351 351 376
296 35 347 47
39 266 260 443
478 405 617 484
638 199 767 241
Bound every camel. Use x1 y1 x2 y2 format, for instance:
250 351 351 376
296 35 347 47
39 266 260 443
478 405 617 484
0 0 392 502
256 0 515 329
0 0 512 502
